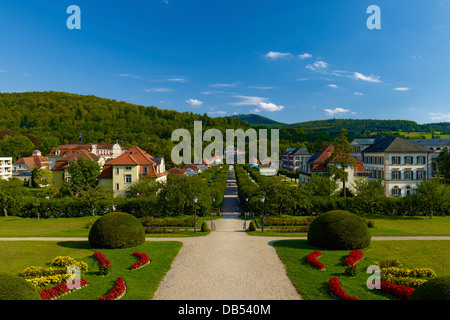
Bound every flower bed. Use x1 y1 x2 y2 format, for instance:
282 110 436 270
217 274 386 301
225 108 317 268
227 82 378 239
344 250 364 266
50 256 88 271
130 252 150 270
25 273 72 288
305 250 325 270
268 226 309 233
264 216 315 227
380 281 414 300
93 252 111 269
39 278 89 300
95 276 126 300
328 277 360 300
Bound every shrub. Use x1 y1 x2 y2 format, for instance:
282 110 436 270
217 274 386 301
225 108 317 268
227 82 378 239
345 265 357 277
307 210 371 250
374 260 402 269
88 212 145 249
408 276 450 300
0 273 41 300
201 221 210 232
247 220 257 231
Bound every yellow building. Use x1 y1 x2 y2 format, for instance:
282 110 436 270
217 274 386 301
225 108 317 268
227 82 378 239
97 146 168 197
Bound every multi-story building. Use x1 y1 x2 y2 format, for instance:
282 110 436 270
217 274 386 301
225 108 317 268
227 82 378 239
298 144 369 194
361 137 432 197
97 146 168 197
282 147 311 172
0 157 13 180
13 150 49 186
407 138 450 176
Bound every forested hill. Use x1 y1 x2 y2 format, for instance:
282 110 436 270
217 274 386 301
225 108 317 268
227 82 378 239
0 91 248 162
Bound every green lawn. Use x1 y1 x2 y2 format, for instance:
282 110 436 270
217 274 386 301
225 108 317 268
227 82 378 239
0 240 182 300
273 239 450 300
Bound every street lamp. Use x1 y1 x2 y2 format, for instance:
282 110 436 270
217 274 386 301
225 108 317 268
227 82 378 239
260 195 265 233
243 197 248 229
212 198 215 231
193 196 198 233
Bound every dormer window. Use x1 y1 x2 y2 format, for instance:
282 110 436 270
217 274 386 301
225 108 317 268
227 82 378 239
55 150 60 155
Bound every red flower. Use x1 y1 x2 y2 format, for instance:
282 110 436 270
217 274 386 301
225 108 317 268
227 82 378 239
39 279 88 300
380 281 414 300
306 250 325 270
95 276 126 300
130 252 151 270
93 252 111 269
344 250 364 266
328 277 360 300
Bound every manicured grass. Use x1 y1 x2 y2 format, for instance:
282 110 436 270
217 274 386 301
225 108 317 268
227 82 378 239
273 239 450 300
0 241 182 300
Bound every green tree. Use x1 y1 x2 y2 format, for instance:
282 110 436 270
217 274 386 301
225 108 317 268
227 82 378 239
78 184 113 216
437 148 450 184
354 178 385 215
330 129 355 197
126 176 161 198
0 135 35 161
0 178 24 216
67 157 101 190
33 168 52 187
413 178 450 218
300 173 339 196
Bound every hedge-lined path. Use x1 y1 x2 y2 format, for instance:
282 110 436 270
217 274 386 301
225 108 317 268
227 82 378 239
150 165 302 300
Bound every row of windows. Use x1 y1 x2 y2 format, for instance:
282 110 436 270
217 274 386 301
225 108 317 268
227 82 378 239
391 185 413 196
363 155 427 165
367 169 426 180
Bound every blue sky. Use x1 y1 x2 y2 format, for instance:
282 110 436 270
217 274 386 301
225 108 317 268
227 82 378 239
1 0 449 124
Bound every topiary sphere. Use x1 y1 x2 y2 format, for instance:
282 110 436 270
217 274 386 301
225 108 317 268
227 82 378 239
0 273 41 300
89 212 145 249
408 276 450 300
307 210 371 250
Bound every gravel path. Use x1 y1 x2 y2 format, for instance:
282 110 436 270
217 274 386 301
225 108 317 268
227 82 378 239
151 165 302 300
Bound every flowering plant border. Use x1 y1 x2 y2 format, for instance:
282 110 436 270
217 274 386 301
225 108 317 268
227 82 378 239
344 250 364 266
130 252 151 270
380 281 414 300
95 276 126 300
39 279 89 300
328 277 360 300
306 250 325 270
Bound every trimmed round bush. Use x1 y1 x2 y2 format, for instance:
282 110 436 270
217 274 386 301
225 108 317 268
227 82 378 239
409 276 450 300
201 221 210 232
247 220 257 232
0 273 41 300
89 212 145 249
307 210 371 250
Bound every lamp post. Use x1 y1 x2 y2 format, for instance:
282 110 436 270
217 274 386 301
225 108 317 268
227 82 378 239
243 197 248 229
260 195 265 233
193 196 198 233
212 198 215 231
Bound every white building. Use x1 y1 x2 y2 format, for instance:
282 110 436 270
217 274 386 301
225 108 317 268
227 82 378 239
361 137 432 197
0 157 13 180
407 138 450 176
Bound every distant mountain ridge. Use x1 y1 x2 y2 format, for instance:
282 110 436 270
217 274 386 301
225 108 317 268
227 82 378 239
231 114 450 135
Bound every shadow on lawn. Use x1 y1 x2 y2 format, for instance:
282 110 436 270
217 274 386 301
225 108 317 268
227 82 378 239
56 241 92 250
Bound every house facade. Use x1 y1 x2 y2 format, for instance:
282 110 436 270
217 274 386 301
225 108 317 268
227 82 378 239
13 150 49 186
97 146 168 197
407 138 450 176
0 157 12 180
282 147 311 172
361 137 432 197
298 144 369 194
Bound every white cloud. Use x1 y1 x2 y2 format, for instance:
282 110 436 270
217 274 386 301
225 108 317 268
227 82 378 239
352 72 381 83
144 88 173 93
167 78 186 82
394 87 410 91
305 60 328 71
208 110 227 116
324 107 351 116
118 74 142 79
185 99 203 107
354 92 364 96
250 108 261 113
429 112 450 122
328 84 338 88
247 86 275 90
257 102 284 112
264 51 292 60
298 53 313 59
229 95 267 106
210 83 238 87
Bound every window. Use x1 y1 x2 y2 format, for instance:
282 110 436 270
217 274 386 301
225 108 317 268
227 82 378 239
404 156 413 165
417 156 426 164
392 170 399 180
115 168 119 175
392 156 400 165
406 186 412 195
417 170 424 180
125 166 132 171
143 167 148 174
125 175 132 183
116 183 120 191
392 186 400 196
404 170 412 180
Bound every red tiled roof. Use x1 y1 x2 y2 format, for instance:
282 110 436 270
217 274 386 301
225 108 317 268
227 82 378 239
104 146 156 166
183 164 200 171
51 150 98 171
97 165 113 179
168 167 187 175
14 155 49 170
48 144 91 157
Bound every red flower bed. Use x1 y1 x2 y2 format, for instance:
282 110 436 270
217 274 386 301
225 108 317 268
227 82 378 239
130 252 150 270
39 279 88 300
306 250 325 270
344 250 364 266
380 281 414 300
95 276 126 300
93 252 111 269
328 277 360 300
